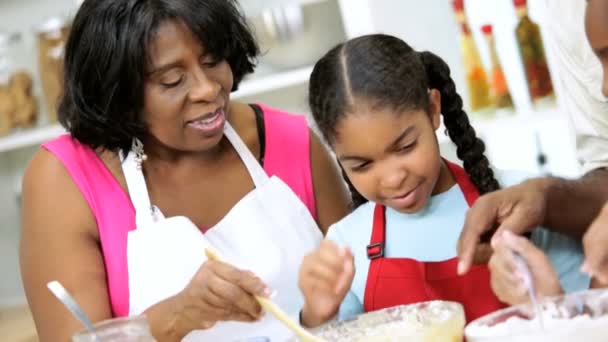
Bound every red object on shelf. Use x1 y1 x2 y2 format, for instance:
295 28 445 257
452 0 464 12
481 24 493 35
513 0 527 8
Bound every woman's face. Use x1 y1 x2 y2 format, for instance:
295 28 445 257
333 90 444 214
142 20 234 153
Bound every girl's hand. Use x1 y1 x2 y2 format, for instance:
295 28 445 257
489 230 562 305
298 240 355 327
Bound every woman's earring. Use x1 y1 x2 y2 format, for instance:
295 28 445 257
132 138 148 170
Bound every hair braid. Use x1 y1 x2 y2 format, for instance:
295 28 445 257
418 51 500 194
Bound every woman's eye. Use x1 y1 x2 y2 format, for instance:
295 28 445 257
161 76 183 88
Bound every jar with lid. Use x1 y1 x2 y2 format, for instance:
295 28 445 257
0 30 37 136
35 16 71 124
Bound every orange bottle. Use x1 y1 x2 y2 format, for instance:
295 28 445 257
481 24 513 110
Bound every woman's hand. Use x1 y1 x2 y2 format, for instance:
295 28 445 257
489 230 562 305
298 240 355 328
158 258 271 339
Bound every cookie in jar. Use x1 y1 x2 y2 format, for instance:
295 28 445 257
10 71 37 128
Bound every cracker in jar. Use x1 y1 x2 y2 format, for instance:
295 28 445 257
0 85 16 136
10 71 37 127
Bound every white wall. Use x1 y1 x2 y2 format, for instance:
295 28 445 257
464 0 579 177
362 0 580 177
0 147 33 307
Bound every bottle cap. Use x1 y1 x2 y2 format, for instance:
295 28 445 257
513 0 527 8
481 24 493 35
452 0 465 12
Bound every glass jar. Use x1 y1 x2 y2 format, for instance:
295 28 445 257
0 30 19 136
0 30 37 135
72 315 156 342
35 16 70 124
0 31 21 85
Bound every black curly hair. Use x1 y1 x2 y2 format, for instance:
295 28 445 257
309 34 499 208
59 0 259 152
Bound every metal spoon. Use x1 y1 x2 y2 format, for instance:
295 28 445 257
47 281 101 341
513 252 545 330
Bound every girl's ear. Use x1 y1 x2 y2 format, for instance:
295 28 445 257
429 88 442 130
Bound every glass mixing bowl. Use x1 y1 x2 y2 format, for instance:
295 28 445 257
289 301 464 342
465 288 608 342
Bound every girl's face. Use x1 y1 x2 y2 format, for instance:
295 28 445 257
142 20 234 153
333 90 454 213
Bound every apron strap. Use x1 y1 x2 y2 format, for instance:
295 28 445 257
363 159 505 317
120 145 155 228
443 159 480 206
367 205 386 259
366 159 481 260
364 203 386 311
224 122 268 188
120 122 268 228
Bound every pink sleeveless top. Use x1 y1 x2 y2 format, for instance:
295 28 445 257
42 104 317 317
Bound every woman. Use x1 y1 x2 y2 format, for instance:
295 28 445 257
19 0 349 340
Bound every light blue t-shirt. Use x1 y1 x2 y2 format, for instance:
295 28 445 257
326 169 591 320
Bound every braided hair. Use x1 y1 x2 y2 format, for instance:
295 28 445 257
308 34 499 208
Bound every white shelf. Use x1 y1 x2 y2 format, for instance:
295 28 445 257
232 65 313 99
0 124 65 153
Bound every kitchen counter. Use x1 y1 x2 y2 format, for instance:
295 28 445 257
0 305 38 342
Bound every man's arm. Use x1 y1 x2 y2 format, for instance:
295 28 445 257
543 168 608 237
457 168 608 275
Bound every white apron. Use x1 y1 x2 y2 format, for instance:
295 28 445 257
121 123 322 341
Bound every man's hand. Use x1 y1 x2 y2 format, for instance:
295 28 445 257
582 202 608 284
458 178 549 275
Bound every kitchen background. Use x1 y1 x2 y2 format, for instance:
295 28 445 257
0 0 582 339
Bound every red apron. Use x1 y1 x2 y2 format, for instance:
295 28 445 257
363 160 506 323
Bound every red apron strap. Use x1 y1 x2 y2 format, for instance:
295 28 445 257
444 159 480 206
364 204 387 311
367 205 386 259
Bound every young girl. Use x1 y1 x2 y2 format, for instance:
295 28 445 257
298 33 590 327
